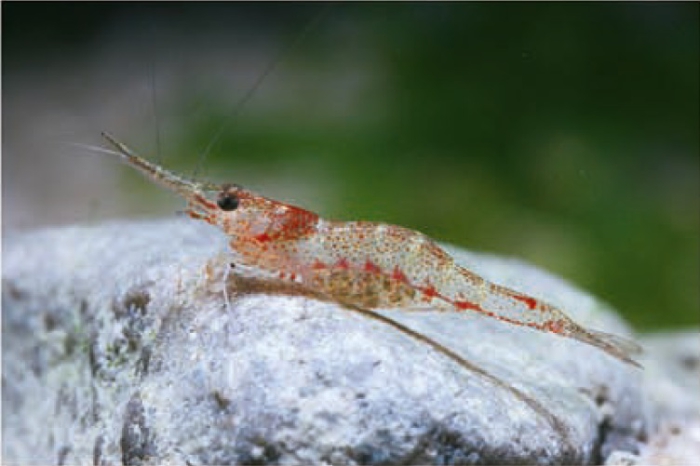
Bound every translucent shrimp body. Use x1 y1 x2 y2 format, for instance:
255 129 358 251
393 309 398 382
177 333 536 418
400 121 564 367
103 133 641 368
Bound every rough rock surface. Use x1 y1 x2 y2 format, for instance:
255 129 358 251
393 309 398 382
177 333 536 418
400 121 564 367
606 330 700 465
2 219 646 465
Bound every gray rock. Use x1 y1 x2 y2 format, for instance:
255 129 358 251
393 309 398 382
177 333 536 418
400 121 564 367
2 219 646 465
604 330 700 466
638 331 700 425
606 329 700 466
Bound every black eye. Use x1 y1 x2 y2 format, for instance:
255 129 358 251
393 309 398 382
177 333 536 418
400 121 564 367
217 194 239 211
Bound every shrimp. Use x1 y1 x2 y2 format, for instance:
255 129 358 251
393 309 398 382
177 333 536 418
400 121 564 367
102 133 641 369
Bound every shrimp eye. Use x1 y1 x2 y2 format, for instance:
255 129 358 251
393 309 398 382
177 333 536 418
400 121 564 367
217 193 239 211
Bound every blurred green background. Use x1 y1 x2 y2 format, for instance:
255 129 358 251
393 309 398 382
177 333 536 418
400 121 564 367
3 2 698 330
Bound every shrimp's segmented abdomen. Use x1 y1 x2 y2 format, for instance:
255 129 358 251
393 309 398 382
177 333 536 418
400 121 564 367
283 221 641 367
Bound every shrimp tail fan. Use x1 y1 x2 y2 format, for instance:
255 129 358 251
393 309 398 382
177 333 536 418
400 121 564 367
579 328 643 368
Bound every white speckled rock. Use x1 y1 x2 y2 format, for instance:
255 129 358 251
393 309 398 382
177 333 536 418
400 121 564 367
2 219 645 465
638 331 700 425
605 330 700 466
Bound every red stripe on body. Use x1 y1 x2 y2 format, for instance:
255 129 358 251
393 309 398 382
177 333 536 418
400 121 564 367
335 258 350 270
311 260 326 270
391 267 409 283
511 294 538 310
544 319 565 334
422 284 439 299
454 300 482 312
193 194 218 210
363 260 382 274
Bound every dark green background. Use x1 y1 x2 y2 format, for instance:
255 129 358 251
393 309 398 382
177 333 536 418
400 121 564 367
4 2 698 330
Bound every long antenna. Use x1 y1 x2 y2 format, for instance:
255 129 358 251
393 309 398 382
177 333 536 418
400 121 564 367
192 4 333 178
150 48 162 164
